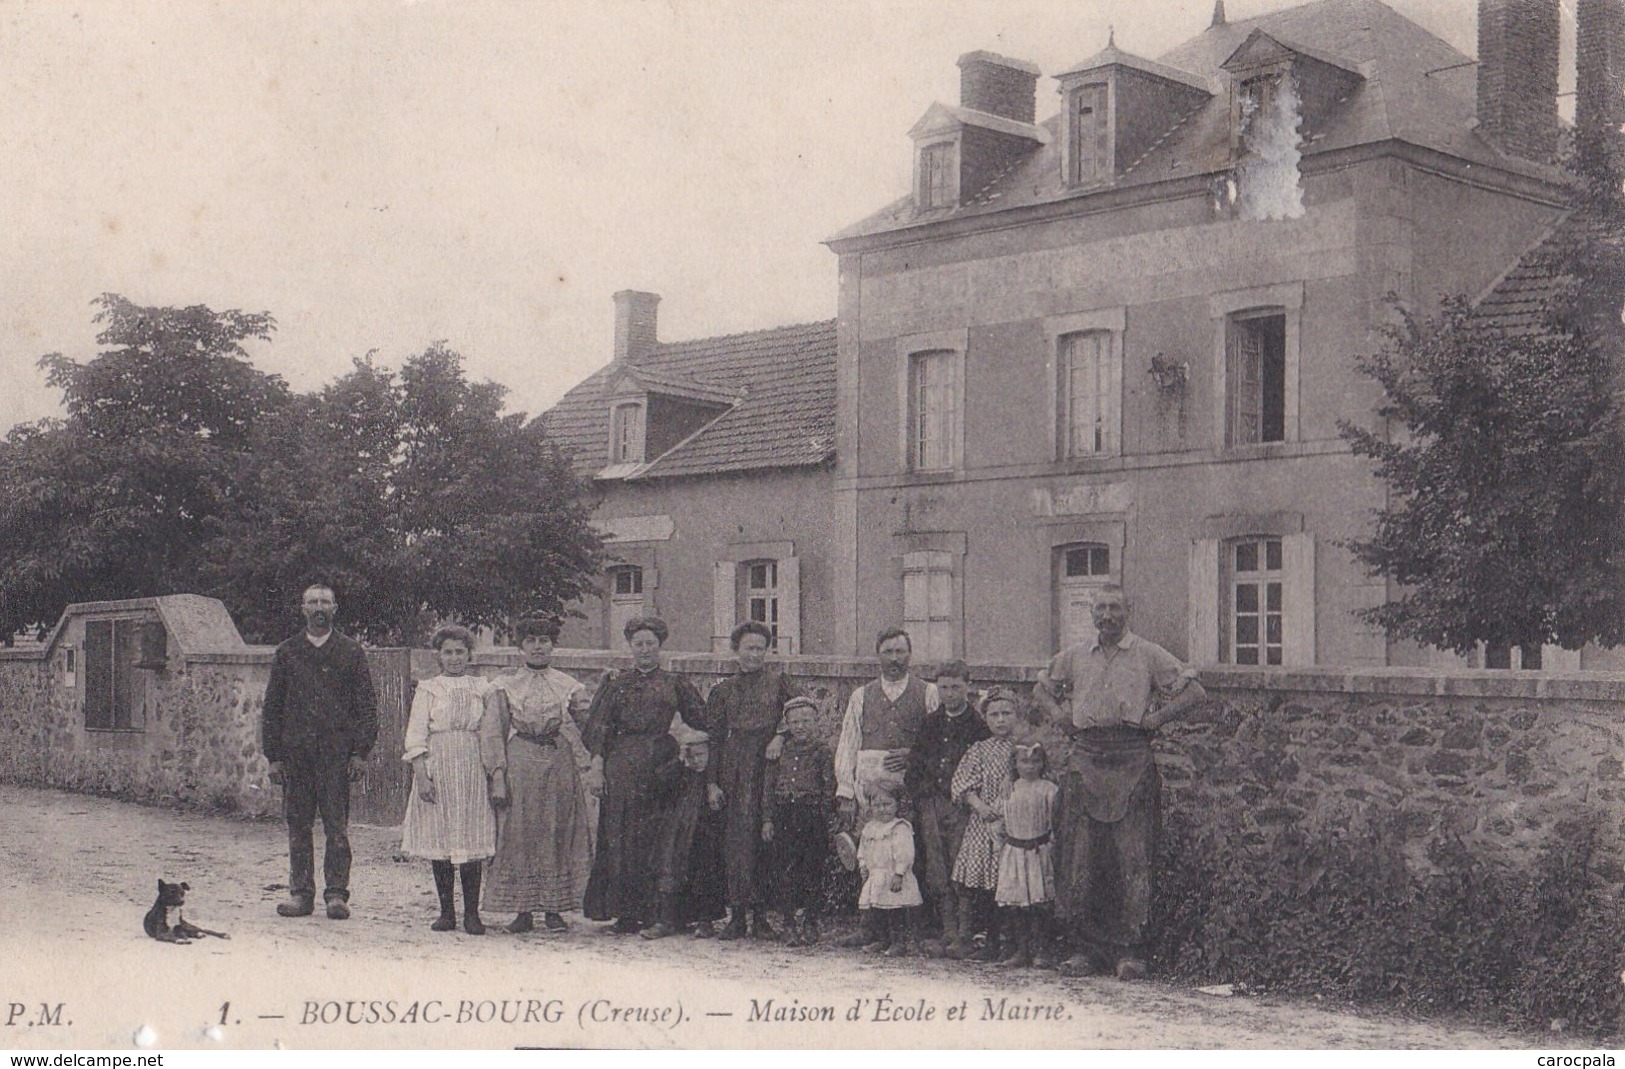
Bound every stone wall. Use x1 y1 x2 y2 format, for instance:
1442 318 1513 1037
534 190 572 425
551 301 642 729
5 636 1623 888
0 648 278 816
1164 667 1625 879
474 651 1625 882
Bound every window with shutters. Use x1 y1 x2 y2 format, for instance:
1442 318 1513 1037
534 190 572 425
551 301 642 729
713 554 801 654
1225 310 1286 446
1227 537 1284 666
83 618 140 730
902 550 958 662
1067 82 1110 185
1189 528 1315 667
918 141 956 209
1058 329 1120 458
909 349 960 471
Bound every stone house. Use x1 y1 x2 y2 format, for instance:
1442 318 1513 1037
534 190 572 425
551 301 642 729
548 0 1623 671
543 291 839 654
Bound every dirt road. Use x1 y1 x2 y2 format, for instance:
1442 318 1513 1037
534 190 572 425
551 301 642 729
0 783 1539 1050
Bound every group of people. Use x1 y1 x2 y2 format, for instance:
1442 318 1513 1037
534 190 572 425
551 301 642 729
259 581 1206 980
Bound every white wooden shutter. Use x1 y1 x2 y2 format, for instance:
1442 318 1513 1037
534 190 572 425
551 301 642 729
1282 532 1316 667
1188 538 1221 665
712 561 736 653
777 556 801 655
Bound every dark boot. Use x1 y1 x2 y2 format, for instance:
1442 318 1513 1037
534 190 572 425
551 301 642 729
504 912 534 934
749 908 780 941
944 891 975 960
542 912 568 932
918 894 948 957
717 908 748 941
430 861 457 931
865 909 893 953
972 897 1003 962
837 909 880 948
640 895 681 939
459 862 485 935
1031 908 1057 969
1000 909 1032 968
883 908 918 957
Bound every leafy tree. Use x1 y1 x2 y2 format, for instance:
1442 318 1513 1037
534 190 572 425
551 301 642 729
1343 101 1625 663
2 301 603 647
204 343 604 644
1340 298 1624 659
0 295 288 638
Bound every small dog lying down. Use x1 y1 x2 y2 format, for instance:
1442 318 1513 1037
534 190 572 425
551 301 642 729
143 880 230 943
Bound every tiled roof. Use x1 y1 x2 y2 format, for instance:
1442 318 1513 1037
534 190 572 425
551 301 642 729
541 319 836 481
1473 206 1614 338
832 0 1567 245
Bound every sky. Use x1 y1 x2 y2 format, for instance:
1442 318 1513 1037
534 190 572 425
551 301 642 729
0 0 1536 433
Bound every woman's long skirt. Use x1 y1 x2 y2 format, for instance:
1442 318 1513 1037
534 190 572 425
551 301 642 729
483 735 592 913
582 735 663 922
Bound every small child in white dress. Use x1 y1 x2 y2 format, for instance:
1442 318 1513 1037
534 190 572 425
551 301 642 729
855 787 922 956
994 743 1059 968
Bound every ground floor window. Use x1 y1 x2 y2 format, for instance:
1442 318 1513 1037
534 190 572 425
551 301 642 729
742 559 780 648
712 555 801 653
1227 537 1284 666
1189 530 1314 666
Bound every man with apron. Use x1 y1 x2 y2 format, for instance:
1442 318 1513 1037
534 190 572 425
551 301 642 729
1034 585 1206 980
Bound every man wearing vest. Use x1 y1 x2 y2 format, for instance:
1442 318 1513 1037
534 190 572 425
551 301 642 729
833 627 940 948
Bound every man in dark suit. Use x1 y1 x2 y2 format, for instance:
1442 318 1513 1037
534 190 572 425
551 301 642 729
262 584 379 920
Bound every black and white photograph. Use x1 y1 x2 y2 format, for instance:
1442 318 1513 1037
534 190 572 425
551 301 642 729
1 0 1623 1052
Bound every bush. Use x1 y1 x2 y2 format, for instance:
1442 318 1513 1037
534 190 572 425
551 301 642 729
1152 809 1625 1036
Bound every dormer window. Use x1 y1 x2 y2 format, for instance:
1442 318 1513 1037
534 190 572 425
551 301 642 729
1055 38 1208 192
1067 83 1109 185
609 401 645 465
918 141 957 209
1220 29 1363 156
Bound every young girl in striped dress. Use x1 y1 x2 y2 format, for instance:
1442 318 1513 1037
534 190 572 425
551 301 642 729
401 626 508 934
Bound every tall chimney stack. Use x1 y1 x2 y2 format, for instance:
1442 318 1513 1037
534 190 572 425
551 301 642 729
1577 0 1625 144
957 51 1041 124
612 290 659 364
1476 0 1560 161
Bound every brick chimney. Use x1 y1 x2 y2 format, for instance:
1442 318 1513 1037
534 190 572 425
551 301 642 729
1578 0 1625 141
957 50 1040 123
612 290 659 364
1476 0 1560 161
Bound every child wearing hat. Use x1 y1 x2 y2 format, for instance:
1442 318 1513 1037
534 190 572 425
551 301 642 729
762 695 833 945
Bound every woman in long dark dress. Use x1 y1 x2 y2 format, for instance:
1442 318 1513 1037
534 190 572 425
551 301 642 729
581 616 706 934
707 620 799 940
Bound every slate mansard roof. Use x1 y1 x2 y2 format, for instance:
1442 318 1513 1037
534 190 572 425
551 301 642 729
831 0 1568 246
542 319 837 481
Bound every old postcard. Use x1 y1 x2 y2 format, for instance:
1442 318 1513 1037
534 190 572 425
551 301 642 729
0 0 1610 1052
